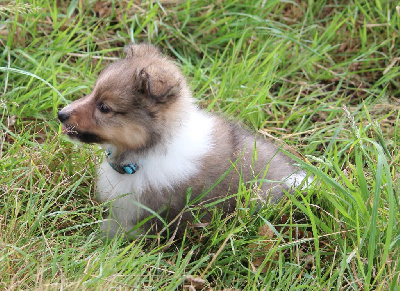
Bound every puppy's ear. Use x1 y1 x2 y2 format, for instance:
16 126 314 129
124 43 160 59
124 45 135 58
139 66 180 103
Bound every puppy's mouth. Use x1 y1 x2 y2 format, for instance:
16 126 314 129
61 124 104 144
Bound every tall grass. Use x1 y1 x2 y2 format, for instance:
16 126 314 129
0 0 399 289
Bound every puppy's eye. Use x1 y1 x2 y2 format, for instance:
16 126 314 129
97 102 111 113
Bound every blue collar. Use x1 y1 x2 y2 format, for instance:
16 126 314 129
106 148 139 175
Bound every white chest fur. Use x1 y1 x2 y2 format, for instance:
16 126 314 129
96 110 215 233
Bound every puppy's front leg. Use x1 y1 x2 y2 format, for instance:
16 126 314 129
101 206 140 238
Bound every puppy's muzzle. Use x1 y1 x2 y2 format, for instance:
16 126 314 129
58 111 69 123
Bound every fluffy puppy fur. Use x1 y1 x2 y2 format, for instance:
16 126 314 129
58 44 309 237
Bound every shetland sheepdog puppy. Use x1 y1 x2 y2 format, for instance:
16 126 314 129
58 44 309 238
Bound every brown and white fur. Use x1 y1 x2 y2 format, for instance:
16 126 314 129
58 44 309 238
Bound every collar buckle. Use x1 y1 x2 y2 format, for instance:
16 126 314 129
106 148 139 175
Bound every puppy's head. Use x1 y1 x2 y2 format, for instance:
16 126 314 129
58 44 189 153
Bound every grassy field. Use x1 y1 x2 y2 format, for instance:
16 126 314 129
1 0 399 289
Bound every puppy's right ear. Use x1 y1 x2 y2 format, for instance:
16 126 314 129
124 44 136 58
124 44 160 58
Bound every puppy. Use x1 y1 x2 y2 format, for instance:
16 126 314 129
58 44 309 237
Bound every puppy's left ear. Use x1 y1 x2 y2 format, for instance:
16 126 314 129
139 66 180 103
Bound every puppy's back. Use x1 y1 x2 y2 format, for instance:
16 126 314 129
161 116 303 215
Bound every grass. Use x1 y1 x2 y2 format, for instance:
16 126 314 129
0 0 399 289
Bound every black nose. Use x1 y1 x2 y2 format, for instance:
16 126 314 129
58 111 69 122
